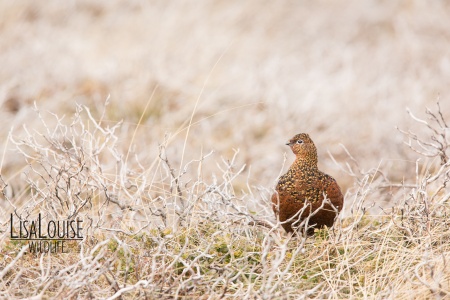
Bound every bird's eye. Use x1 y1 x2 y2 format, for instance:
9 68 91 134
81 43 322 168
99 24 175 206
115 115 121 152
296 140 303 144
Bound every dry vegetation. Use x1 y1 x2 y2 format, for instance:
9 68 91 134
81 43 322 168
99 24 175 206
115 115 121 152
1 0 450 299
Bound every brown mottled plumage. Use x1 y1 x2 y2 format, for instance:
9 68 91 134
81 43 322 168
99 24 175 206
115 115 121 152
272 133 344 234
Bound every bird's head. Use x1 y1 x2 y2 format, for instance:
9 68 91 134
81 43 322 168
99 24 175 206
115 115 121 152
286 133 318 165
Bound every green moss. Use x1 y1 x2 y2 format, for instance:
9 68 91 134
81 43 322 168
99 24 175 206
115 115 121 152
215 242 229 254
107 239 119 252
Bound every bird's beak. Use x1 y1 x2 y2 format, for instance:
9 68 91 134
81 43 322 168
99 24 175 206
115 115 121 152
286 141 293 146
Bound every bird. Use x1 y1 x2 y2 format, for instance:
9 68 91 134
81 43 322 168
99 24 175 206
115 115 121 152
271 133 344 234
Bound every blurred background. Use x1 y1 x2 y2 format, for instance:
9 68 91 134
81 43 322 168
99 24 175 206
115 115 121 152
1 0 450 211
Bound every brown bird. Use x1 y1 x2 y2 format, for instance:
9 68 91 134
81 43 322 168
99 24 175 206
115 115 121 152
272 133 344 234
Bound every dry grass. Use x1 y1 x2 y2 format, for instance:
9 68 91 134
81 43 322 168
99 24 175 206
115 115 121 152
0 102 449 299
1 0 450 299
